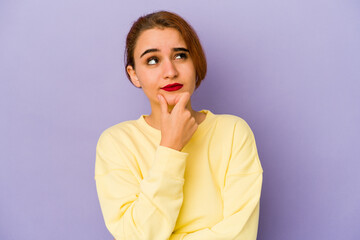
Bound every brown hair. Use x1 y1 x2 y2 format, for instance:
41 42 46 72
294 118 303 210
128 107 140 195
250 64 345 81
125 10 207 89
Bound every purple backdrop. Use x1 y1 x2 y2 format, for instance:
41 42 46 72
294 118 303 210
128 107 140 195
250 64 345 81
1 0 359 239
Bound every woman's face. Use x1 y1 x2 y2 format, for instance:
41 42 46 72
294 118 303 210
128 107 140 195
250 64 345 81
127 27 196 107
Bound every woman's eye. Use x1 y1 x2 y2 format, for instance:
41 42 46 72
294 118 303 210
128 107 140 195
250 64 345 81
147 57 158 65
175 53 188 60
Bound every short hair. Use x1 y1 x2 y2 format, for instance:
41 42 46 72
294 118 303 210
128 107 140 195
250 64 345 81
125 10 207 89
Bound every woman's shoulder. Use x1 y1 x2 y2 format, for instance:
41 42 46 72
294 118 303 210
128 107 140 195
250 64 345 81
204 111 255 142
104 119 139 133
97 119 142 144
211 111 251 130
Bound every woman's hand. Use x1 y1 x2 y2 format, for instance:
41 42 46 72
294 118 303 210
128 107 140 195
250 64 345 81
158 92 198 151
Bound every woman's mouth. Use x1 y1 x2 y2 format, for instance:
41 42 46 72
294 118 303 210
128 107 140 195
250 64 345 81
161 83 183 92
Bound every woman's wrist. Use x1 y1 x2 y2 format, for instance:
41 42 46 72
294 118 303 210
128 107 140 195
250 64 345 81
160 140 182 151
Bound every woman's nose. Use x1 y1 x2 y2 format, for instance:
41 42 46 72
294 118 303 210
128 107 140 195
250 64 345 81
162 59 178 79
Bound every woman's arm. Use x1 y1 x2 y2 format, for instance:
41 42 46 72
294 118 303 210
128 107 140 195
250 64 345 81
96 132 188 240
169 120 263 240
169 174 262 240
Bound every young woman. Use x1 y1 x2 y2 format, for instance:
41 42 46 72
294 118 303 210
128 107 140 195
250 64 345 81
95 11 263 240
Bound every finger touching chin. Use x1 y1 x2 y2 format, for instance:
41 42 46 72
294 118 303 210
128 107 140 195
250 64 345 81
163 94 178 106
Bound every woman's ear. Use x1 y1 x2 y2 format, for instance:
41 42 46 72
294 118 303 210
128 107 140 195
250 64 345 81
126 65 141 88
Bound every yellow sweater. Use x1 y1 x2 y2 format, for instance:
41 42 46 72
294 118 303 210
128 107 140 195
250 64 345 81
95 110 263 240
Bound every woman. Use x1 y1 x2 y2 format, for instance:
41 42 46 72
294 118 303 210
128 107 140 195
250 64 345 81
95 10 263 240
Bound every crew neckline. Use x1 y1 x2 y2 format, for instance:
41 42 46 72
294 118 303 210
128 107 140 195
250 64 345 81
136 109 215 136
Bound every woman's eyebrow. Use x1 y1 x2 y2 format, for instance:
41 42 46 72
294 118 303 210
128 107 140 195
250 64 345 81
173 47 189 53
140 47 189 58
140 48 159 58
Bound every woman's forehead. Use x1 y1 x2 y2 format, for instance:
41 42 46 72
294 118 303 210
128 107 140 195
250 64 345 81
134 28 187 56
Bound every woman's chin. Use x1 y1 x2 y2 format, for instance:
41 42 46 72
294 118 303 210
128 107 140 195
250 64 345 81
163 93 178 106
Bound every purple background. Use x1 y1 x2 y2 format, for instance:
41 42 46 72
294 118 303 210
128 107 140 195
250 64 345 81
1 0 359 239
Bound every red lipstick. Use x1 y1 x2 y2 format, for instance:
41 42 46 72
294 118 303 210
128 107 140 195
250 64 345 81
161 83 183 92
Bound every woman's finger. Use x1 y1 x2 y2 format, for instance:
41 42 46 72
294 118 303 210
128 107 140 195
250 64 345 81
174 92 190 110
158 94 169 116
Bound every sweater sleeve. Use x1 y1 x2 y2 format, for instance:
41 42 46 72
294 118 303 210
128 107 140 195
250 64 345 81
95 131 188 240
169 119 263 240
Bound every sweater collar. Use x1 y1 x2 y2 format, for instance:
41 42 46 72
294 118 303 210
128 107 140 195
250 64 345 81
136 109 215 137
